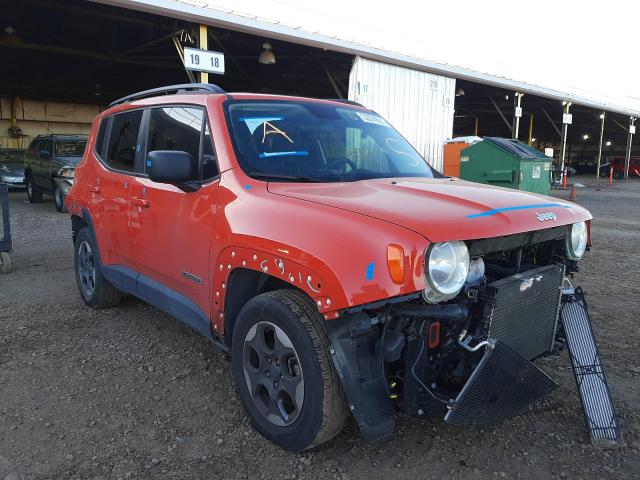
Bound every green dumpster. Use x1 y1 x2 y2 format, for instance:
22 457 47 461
459 137 552 195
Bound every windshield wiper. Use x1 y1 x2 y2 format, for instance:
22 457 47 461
248 172 322 183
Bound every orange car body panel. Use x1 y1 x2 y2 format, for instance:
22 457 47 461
67 92 592 338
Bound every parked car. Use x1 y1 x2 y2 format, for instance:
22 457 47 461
0 148 26 188
610 156 640 179
67 84 592 451
24 134 87 212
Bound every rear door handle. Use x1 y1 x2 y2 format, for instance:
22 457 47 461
88 185 101 193
130 197 150 208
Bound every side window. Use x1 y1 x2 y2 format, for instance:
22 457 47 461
146 107 218 181
42 140 53 156
105 110 143 172
202 120 219 180
94 118 109 158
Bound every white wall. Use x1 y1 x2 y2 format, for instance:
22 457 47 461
0 98 103 149
348 57 455 172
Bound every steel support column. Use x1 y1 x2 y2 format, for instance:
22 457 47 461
199 24 208 84
560 102 572 178
512 92 523 140
596 112 605 182
528 113 534 146
624 117 636 180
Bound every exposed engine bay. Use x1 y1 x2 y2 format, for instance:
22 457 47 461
325 225 581 441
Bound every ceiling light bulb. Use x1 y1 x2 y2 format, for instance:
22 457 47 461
258 42 276 64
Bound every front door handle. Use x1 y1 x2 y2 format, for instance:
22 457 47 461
88 185 101 193
130 197 150 208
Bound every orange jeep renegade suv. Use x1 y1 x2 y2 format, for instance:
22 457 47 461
67 84 598 450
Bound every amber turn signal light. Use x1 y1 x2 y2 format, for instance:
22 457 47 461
387 244 405 284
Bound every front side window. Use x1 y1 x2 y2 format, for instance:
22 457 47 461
105 110 143 172
146 106 218 181
225 101 436 182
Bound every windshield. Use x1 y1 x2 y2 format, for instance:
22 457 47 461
225 101 437 182
55 140 87 157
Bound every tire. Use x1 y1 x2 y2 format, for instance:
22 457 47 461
231 289 347 451
0 251 11 274
26 175 43 203
54 185 67 213
74 227 123 308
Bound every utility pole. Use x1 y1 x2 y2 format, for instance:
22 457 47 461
560 102 572 181
596 112 605 183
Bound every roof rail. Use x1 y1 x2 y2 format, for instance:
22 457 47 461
108 83 226 108
327 99 364 107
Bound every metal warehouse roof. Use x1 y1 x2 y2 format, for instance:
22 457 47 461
97 0 640 117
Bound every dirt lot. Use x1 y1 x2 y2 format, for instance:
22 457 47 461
1 177 639 480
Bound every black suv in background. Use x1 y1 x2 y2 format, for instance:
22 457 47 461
24 134 87 212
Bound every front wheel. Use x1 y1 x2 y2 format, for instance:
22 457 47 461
74 227 122 308
54 185 67 213
231 290 347 451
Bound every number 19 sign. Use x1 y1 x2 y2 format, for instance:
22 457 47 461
183 47 225 75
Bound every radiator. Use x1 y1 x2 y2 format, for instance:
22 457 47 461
482 264 564 360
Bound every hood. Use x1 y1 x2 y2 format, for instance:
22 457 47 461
268 177 592 242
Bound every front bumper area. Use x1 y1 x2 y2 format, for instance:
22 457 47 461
53 177 74 196
325 264 567 440
0 175 25 188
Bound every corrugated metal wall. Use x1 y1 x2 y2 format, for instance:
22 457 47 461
348 56 455 172
0 98 102 149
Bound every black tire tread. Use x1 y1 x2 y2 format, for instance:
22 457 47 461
26 176 43 203
259 289 348 449
75 228 123 309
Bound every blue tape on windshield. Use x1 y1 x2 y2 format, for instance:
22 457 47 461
258 151 309 158
239 116 283 122
466 203 570 218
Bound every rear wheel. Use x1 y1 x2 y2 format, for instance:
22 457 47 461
231 289 347 451
26 175 43 203
0 251 11 274
54 185 67 213
74 227 122 308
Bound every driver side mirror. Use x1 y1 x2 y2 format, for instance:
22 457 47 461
147 150 200 192
147 150 196 189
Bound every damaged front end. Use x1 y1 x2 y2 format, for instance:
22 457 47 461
325 226 581 441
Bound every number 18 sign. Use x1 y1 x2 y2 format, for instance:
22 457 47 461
183 47 225 75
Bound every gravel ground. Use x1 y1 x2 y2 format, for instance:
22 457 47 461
1 178 639 480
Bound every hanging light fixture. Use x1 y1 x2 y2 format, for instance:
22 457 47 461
258 42 276 64
455 88 465 97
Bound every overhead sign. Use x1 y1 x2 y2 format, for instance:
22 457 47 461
183 47 225 75
562 113 573 125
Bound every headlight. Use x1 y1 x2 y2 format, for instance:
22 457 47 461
423 241 470 303
0 165 10 173
566 221 588 260
58 167 75 179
